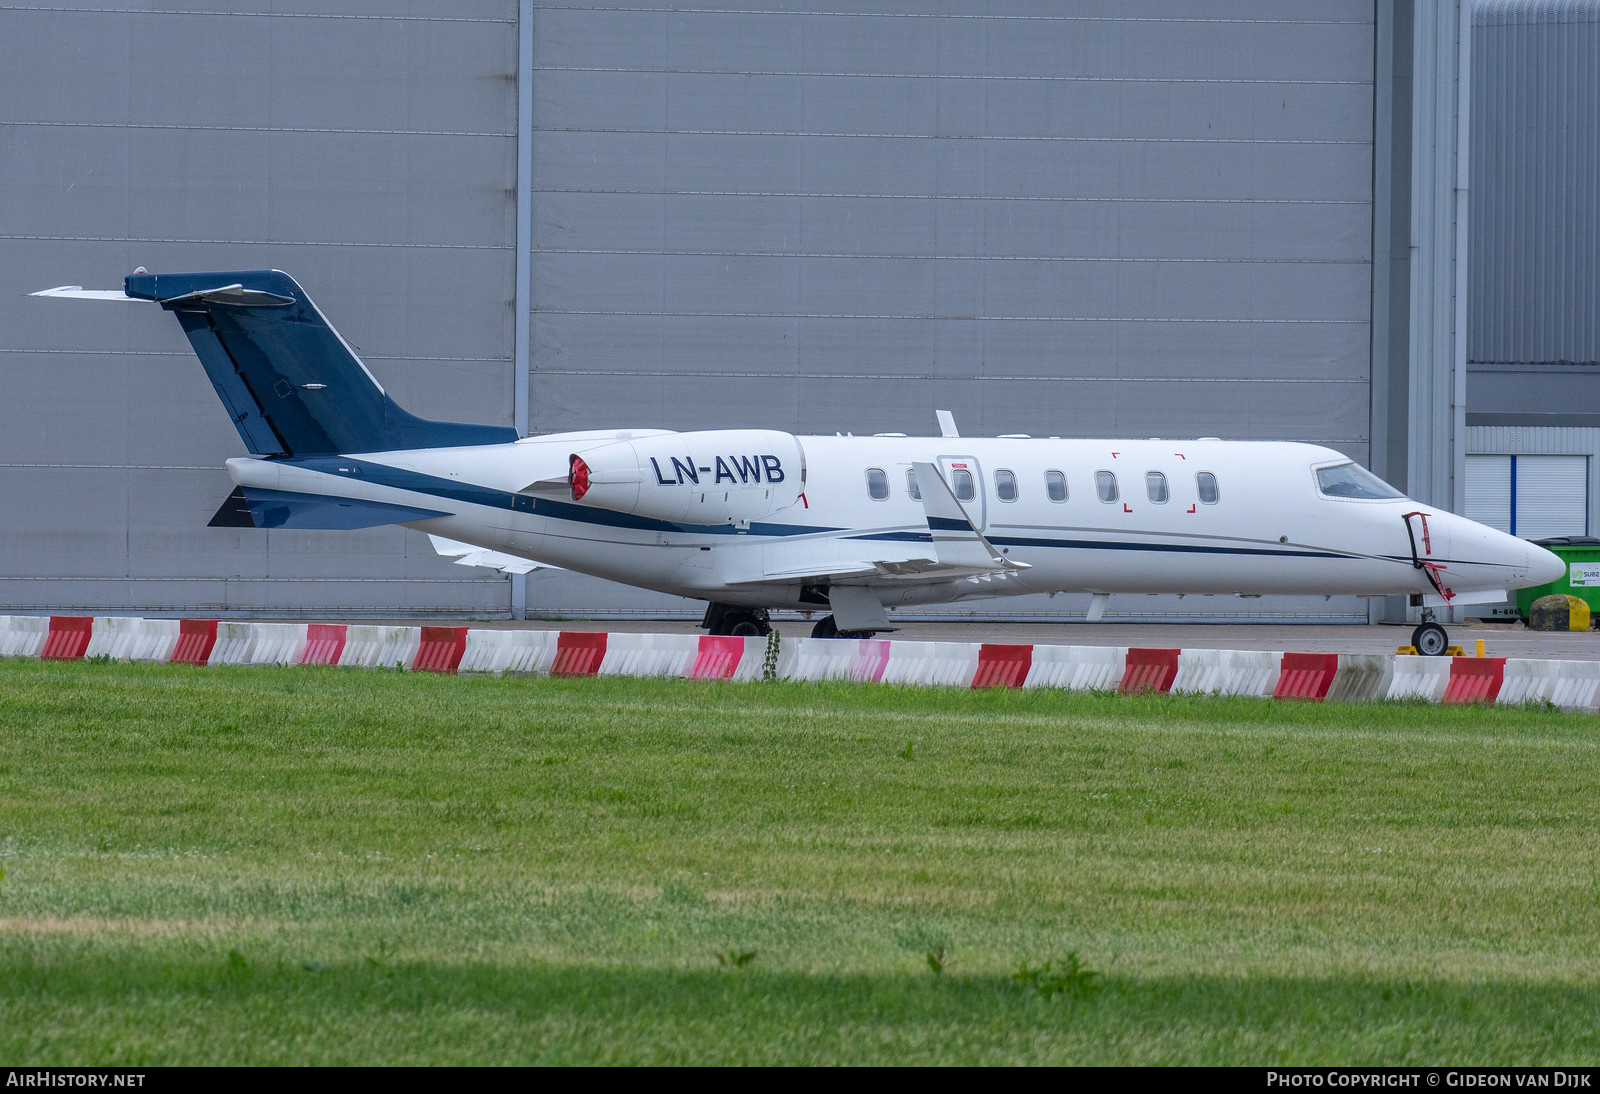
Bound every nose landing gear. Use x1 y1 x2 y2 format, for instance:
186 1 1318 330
1401 512 1454 656
1411 613 1450 657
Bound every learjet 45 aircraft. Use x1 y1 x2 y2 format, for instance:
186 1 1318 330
34 270 1564 655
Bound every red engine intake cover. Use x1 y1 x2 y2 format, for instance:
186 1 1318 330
569 454 591 501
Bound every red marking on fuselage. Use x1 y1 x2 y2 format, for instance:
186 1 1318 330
1123 503 1132 514
1186 504 1196 514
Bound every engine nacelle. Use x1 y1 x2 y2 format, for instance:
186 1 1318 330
568 429 806 525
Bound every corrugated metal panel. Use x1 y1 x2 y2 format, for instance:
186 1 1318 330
1470 0 1600 366
0 3 1419 624
0 4 519 616
1515 454 1589 536
1467 424 1600 452
525 0 1380 620
529 1 1377 452
1465 453 1513 531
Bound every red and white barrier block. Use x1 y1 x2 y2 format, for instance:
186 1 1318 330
0 616 50 659
3 615 1598 712
1023 645 1127 691
881 641 983 687
459 628 556 676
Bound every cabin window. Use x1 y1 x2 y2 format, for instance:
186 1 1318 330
995 469 1017 502
1315 461 1403 500
952 468 976 502
1096 470 1118 503
1196 471 1219 504
866 467 889 500
1045 469 1067 503
905 468 921 500
1145 471 1169 503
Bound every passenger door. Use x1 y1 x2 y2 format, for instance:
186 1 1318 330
936 456 986 530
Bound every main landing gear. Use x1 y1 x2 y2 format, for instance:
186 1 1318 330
701 603 772 637
1411 608 1450 656
809 615 877 640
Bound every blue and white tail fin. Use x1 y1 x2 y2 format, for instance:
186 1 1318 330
38 270 516 456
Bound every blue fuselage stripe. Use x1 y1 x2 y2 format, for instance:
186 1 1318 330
288 456 1360 562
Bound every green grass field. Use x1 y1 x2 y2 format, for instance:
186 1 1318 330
1 658 1598 1065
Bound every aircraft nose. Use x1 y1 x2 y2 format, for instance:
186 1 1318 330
1529 543 1566 586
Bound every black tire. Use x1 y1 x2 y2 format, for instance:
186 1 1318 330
810 616 876 639
706 605 770 637
1412 622 1449 656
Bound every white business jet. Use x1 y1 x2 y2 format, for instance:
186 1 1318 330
34 270 1563 656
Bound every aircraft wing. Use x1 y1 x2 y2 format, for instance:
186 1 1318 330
723 556 1024 587
427 535 559 576
724 467 1029 588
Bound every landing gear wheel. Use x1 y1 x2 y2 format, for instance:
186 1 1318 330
1412 622 1449 657
703 604 771 637
810 615 875 640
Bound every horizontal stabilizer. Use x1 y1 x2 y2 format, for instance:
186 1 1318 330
159 283 294 308
30 286 145 301
207 487 257 528
208 486 448 530
428 535 556 575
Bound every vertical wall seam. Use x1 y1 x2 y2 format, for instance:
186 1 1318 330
1454 0 1472 518
512 0 534 621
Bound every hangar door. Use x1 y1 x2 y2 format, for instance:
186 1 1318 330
525 1 1379 620
1465 455 1589 538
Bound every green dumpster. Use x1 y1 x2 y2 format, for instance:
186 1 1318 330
1516 536 1600 623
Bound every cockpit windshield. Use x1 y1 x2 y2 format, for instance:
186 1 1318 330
1315 461 1404 500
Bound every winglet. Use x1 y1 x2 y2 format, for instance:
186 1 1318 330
935 410 959 438
910 461 1027 571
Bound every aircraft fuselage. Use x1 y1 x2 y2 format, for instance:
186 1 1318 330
224 431 1552 613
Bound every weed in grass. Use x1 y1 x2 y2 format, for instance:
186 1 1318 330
716 950 757 968
1014 953 1101 1001
900 741 914 759
926 946 946 975
762 630 781 681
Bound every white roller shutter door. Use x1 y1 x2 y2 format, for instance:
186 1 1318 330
1515 456 1588 539
1465 455 1512 533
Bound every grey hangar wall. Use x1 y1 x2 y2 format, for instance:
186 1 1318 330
0 1 1468 622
